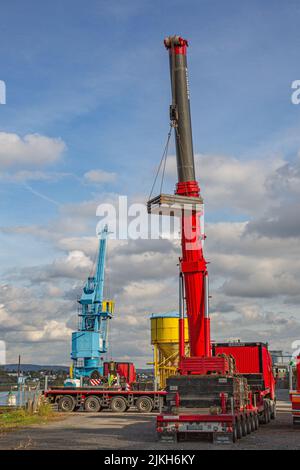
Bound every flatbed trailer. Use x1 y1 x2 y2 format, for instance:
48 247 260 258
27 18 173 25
157 373 260 443
44 387 166 413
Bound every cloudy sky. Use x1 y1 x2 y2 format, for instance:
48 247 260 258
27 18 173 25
0 0 300 367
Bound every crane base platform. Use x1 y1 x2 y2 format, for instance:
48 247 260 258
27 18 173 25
147 193 203 216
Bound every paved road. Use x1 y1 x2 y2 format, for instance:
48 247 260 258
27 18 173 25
0 392 298 450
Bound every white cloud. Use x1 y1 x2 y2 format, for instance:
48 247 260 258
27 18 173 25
205 221 300 299
0 303 22 329
1 148 300 365
20 321 73 343
166 153 284 215
0 132 66 169
84 169 116 184
22 250 93 283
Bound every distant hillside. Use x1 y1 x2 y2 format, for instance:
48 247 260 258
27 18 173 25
4 364 69 372
3 364 153 374
136 369 153 375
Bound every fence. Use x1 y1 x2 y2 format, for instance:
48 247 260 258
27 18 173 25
0 382 41 411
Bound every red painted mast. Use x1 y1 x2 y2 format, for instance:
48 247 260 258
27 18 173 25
164 36 210 359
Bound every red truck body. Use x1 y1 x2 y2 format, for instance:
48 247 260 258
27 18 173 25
103 361 136 384
213 342 275 401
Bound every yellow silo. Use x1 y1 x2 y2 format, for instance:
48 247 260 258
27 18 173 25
150 312 189 389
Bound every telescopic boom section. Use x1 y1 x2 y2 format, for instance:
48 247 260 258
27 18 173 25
164 36 210 358
164 36 195 184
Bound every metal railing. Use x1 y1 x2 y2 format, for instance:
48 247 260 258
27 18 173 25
0 381 41 410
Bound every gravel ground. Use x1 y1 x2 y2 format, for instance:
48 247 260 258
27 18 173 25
0 390 298 450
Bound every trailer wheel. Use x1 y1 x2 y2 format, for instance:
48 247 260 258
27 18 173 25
254 413 259 430
84 396 101 412
232 423 238 443
245 415 251 434
260 402 270 424
136 396 153 413
264 402 271 424
236 418 242 440
266 404 271 423
241 415 247 437
259 412 264 425
58 395 76 412
250 414 256 432
110 396 127 413
270 402 276 420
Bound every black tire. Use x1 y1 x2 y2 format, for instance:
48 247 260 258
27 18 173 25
84 396 101 412
259 411 265 425
265 403 271 423
110 396 127 413
245 415 251 434
136 396 153 413
259 402 268 425
232 423 237 443
270 402 276 420
254 413 259 430
250 414 256 432
58 395 76 412
235 419 243 439
241 415 247 437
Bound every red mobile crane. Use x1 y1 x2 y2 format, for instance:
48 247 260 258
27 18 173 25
148 36 276 443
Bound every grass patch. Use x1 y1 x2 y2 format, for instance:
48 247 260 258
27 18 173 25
0 402 62 432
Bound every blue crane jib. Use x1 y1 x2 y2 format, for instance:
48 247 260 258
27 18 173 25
71 225 114 379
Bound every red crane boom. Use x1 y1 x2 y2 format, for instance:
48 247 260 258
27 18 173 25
164 36 210 359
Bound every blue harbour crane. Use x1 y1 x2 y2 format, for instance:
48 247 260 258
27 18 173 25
71 225 114 379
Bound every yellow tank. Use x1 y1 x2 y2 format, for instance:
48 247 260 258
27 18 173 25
150 312 189 389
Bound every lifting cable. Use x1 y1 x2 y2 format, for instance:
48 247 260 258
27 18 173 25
148 126 172 200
